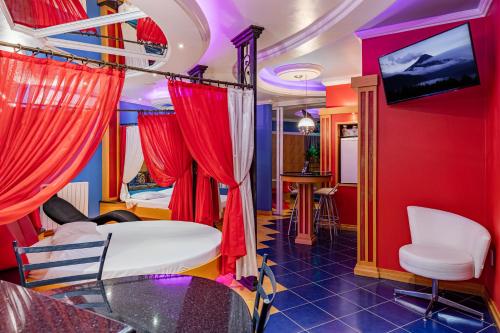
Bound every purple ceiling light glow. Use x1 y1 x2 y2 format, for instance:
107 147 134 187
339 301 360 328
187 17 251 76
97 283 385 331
295 108 320 119
357 0 482 37
195 0 245 64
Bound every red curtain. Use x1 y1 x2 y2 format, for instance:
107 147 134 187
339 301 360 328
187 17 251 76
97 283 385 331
0 50 124 225
195 167 220 226
168 81 245 275
0 213 39 270
137 17 168 46
138 113 193 221
5 0 96 33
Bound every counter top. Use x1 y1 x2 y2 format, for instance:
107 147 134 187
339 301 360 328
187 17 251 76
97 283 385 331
281 172 332 177
0 280 132 333
281 172 332 183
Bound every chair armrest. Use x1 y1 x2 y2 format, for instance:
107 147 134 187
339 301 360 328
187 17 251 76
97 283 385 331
89 210 141 225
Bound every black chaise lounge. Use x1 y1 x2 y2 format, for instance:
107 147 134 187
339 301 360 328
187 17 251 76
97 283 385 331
43 195 141 225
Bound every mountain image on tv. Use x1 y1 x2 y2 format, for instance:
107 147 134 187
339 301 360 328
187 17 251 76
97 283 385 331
379 24 480 104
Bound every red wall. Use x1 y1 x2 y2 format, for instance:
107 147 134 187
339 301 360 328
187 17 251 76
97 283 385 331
330 113 358 226
326 84 357 108
485 0 500 305
362 17 492 279
324 84 359 227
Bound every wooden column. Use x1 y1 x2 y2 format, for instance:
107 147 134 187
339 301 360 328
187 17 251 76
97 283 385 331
351 75 379 278
296 183 316 245
100 1 124 201
320 113 332 177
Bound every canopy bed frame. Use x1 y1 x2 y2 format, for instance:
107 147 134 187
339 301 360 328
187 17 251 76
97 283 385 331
0 25 263 286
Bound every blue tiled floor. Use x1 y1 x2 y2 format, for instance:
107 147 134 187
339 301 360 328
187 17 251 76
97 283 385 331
261 218 498 333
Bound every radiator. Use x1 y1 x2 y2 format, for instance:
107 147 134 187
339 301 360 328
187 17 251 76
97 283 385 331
40 182 89 230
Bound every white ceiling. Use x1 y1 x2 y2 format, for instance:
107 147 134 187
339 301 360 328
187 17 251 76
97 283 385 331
0 0 492 112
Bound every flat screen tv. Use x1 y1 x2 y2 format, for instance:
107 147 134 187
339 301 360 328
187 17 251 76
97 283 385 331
379 23 480 104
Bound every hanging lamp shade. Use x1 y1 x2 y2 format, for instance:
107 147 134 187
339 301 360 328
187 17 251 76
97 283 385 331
298 110 316 135
4 0 96 32
137 17 167 46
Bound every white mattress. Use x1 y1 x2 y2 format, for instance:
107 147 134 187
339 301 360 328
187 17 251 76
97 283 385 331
29 221 221 280
126 196 171 209
125 194 228 210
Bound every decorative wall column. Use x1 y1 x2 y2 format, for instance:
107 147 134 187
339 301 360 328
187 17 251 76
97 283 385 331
351 75 379 278
256 104 273 213
275 106 284 215
99 0 124 201
231 25 264 222
320 113 332 175
187 65 208 82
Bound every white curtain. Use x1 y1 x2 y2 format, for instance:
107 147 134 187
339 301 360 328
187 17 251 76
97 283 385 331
120 126 144 201
227 88 258 279
118 2 149 69
121 23 149 68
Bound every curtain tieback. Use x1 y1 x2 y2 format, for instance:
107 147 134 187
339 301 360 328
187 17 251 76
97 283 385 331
229 173 250 190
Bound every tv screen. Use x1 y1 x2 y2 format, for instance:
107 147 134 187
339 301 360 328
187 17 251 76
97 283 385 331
379 23 480 104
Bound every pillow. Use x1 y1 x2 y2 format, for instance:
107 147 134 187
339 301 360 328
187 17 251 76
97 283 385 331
28 229 106 281
26 237 53 264
130 191 168 200
26 237 55 280
32 233 107 281
52 221 97 245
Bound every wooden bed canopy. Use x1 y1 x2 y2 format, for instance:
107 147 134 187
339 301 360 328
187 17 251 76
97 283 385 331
0 26 263 237
0 40 253 89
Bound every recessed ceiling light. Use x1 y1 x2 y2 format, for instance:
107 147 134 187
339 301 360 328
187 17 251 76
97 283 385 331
178 43 184 49
138 98 142 101
274 63 323 81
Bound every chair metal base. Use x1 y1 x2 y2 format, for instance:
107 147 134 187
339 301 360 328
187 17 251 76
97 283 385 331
288 193 298 236
313 194 340 242
394 280 484 321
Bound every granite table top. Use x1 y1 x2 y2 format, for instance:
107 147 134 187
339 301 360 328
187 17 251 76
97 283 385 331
45 274 253 333
0 280 133 333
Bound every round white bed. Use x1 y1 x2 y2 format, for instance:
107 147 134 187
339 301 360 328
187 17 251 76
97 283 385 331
28 221 221 282
98 221 221 279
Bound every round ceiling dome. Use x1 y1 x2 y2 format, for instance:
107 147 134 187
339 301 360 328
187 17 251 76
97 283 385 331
274 63 323 81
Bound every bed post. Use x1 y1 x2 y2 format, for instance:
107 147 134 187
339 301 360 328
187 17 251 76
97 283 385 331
231 25 264 227
187 65 209 221
232 25 264 289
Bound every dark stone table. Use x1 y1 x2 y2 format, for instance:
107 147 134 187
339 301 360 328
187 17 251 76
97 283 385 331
45 274 253 333
0 280 132 333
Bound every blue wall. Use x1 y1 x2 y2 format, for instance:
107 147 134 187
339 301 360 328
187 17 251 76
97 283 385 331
272 120 300 133
119 101 158 124
63 1 102 217
256 104 273 211
72 148 102 217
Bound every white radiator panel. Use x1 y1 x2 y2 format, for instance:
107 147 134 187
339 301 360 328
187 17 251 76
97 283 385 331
40 182 89 230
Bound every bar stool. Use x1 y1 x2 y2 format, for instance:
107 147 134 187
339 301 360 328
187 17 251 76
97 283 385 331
313 184 340 241
287 184 299 235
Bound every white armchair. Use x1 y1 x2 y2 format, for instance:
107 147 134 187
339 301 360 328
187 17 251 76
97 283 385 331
395 206 491 320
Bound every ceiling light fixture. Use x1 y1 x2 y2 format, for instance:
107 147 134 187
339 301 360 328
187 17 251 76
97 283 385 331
297 75 316 135
178 43 184 49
